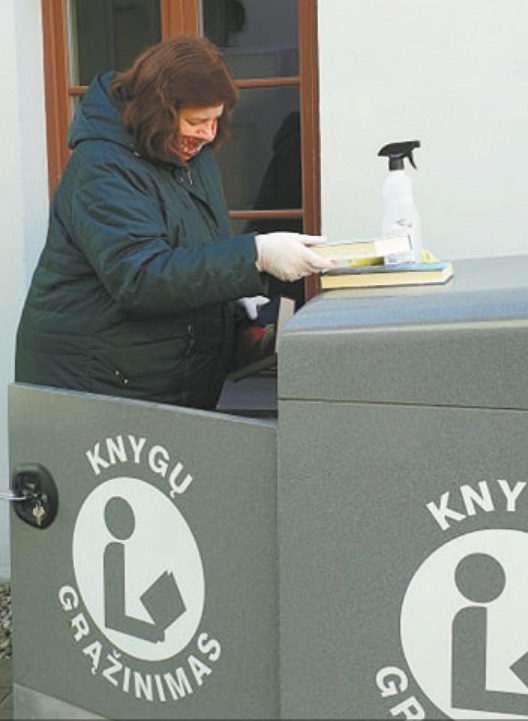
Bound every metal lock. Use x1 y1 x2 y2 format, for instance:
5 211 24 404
0 463 59 529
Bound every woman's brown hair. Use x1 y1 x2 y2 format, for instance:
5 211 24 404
111 35 238 162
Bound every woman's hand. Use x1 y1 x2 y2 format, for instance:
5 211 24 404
236 295 271 320
255 233 335 282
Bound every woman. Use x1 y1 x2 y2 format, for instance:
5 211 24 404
15 35 331 409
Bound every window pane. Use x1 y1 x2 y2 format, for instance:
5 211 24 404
215 86 301 215
69 0 161 86
202 0 299 79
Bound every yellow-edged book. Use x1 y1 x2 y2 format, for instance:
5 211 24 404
320 260 454 290
312 235 411 262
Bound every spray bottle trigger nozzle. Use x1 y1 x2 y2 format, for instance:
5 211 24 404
378 140 420 170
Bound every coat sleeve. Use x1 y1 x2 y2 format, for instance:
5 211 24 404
67 145 266 315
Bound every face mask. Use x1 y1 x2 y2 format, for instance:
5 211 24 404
174 135 208 162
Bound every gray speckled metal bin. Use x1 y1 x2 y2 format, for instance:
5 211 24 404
277 255 528 719
9 388 278 720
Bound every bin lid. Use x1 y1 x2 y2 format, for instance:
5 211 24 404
278 255 528 410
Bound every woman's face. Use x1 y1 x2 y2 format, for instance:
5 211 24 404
175 104 224 161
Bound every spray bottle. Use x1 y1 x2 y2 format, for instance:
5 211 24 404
378 140 422 264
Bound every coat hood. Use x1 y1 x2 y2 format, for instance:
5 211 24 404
68 71 136 152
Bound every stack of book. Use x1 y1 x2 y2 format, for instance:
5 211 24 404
312 236 454 290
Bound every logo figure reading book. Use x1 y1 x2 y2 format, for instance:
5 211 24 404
103 496 186 643
73 476 205 662
401 529 528 719
452 552 528 716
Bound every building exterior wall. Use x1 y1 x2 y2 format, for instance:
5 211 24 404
318 0 528 261
0 0 48 578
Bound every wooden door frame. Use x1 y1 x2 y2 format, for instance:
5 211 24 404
160 0 200 36
298 0 321 299
41 0 70 195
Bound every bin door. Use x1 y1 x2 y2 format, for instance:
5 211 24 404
9 383 278 720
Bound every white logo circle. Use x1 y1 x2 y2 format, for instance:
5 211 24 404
73 477 205 662
401 529 528 719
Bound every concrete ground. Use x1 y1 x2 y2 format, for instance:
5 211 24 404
0 659 12 720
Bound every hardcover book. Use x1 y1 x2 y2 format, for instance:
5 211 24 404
320 260 454 290
312 235 411 262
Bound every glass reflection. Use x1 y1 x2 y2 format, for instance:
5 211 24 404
239 115 305 307
203 0 299 79
69 0 161 86
215 85 300 212
244 111 302 229
217 84 304 307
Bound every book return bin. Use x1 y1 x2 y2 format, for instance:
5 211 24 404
8 254 528 719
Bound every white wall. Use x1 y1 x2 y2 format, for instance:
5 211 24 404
318 0 528 261
0 0 48 579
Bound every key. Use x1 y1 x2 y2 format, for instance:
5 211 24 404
32 502 46 527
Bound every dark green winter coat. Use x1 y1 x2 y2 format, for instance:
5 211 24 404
15 71 265 409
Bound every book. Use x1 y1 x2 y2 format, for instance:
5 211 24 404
227 295 296 381
319 260 454 290
312 235 411 262
140 571 186 629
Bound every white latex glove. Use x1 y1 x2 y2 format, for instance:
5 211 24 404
237 295 271 321
255 232 335 282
